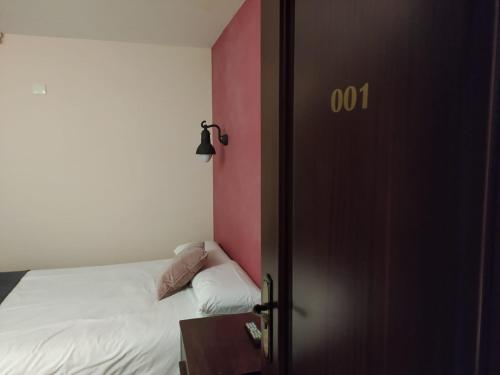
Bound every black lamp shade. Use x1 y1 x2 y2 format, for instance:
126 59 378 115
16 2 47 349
196 128 216 156
196 121 228 162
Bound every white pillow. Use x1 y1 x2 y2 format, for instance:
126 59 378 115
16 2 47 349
203 240 232 267
191 245 261 315
176 240 231 264
173 241 204 255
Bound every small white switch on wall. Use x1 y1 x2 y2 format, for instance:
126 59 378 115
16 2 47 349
32 83 47 95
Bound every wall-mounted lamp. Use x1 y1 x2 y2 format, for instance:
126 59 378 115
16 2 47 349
196 120 229 162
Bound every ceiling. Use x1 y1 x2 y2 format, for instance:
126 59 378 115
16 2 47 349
0 0 245 47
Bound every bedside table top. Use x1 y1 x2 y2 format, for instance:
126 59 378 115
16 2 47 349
180 312 261 375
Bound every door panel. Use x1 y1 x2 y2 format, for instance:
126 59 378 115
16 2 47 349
290 0 497 374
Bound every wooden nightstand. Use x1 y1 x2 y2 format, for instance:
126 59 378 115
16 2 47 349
179 313 261 375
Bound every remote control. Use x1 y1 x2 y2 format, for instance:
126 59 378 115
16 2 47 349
245 321 262 347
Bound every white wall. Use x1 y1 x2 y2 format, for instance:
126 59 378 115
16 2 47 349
0 34 213 271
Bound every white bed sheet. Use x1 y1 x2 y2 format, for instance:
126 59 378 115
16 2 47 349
0 259 200 375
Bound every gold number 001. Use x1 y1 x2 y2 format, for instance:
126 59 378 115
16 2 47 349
330 82 369 112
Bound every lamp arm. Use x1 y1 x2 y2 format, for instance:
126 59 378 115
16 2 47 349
200 121 229 145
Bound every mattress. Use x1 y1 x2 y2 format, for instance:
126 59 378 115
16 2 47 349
0 259 200 375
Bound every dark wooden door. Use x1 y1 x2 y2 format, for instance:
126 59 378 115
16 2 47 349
262 0 500 374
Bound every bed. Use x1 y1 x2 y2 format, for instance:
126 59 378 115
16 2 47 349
0 241 258 375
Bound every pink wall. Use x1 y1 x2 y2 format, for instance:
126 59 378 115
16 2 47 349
212 0 261 285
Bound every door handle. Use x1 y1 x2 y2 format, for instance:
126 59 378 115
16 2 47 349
253 303 271 314
257 274 273 362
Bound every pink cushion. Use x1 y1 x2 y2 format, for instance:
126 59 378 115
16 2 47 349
157 246 208 300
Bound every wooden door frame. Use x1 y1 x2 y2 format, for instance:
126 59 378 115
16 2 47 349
261 0 294 374
479 3 500 372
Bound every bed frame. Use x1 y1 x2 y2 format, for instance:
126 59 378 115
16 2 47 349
0 271 28 304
